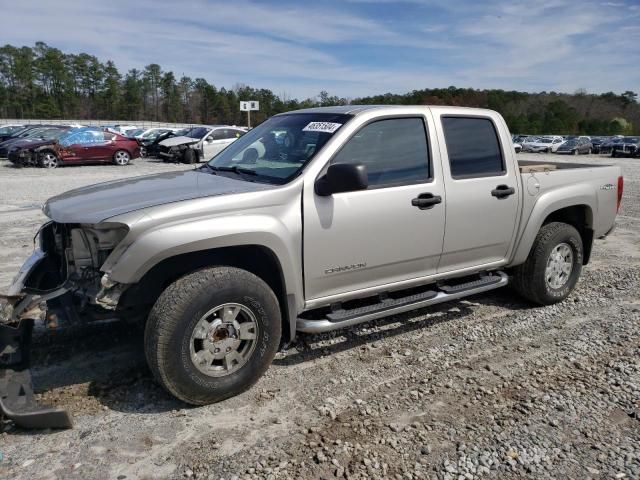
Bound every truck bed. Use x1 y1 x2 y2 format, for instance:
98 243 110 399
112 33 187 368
518 159 612 172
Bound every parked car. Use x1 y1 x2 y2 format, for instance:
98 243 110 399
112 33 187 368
599 137 625 155
590 136 607 153
7 127 73 166
555 137 592 155
0 105 622 429
136 127 176 139
0 124 25 140
157 125 246 163
0 126 66 157
139 128 182 158
611 137 639 157
124 128 145 138
9 128 140 168
523 136 565 153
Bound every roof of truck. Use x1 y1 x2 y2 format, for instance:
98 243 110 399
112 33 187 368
284 105 495 116
283 105 406 115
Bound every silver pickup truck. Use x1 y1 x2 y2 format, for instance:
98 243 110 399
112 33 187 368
0 105 623 429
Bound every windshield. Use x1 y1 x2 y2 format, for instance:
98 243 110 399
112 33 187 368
563 140 578 146
538 137 553 143
128 128 144 137
206 113 352 184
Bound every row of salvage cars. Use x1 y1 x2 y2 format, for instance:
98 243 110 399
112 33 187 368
0 123 247 168
512 134 640 157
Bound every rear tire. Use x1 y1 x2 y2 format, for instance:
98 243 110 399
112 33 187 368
113 150 130 166
144 266 281 405
511 222 583 305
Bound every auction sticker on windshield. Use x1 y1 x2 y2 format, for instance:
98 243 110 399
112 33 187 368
302 122 342 133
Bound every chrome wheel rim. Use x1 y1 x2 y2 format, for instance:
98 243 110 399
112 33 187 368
42 153 57 168
189 303 259 377
545 243 573 289
115 151 130 165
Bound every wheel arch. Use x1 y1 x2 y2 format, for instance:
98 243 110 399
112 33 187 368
512 199 595 266
118 244 297 342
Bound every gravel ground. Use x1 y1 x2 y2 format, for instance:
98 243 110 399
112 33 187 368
0 154 638 480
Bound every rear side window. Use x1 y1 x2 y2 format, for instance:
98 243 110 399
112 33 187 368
332 117 430 188
442 117 505 178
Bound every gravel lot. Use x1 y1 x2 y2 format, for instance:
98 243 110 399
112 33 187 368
1 154 638 480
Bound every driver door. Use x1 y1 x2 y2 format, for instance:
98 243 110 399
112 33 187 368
302 115 446 302
203 129 230 159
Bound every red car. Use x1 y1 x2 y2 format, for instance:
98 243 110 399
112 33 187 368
37 128 140 168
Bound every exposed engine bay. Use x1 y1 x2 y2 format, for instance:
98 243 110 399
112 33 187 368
2 221 130 326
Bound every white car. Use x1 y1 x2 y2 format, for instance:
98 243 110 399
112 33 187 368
523 136 564 153
157 125 246 163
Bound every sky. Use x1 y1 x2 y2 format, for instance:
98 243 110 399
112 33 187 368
1 0 639 100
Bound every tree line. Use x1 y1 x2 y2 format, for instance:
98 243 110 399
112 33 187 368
0 42 638 134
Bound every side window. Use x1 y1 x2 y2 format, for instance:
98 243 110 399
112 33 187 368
442 117 505 178
227 129 245 139
210 130 225 140
331 117 430 188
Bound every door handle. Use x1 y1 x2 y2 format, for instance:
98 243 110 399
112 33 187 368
411 193 442 210
491 185 515 199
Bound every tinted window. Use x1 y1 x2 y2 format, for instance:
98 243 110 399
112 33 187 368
226 129 245 139
442 117 504 178
210 129 225 140
331 117 430 187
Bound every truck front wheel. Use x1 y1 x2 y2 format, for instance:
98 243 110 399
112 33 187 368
511 222 583 305
144 266 281 405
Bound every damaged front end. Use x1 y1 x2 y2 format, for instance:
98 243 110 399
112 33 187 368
1 221 130 429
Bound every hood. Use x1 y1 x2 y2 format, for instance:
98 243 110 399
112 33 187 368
159 136 200 147
43 170 274 224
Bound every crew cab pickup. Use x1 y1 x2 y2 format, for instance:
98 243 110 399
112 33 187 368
0 106 623 429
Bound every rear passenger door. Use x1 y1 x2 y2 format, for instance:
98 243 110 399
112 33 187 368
303 115 446 302
434 112 520 273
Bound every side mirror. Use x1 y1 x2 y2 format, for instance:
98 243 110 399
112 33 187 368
315 162 368 196
206 137 215 143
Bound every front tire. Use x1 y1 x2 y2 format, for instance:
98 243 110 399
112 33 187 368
183 148 197 164
39 151 59 168
511 222 583 305
144 266 281 405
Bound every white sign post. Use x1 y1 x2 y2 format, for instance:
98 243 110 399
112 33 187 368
239 101 259 128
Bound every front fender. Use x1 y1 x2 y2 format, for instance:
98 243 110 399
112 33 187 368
511 184 595 266
106 213 303 303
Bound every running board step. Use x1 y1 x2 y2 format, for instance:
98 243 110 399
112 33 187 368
326 290 438 322
297 271 508 334
438 274 504 294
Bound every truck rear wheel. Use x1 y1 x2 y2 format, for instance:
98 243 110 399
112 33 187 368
144 266 281 405
511 222 583 305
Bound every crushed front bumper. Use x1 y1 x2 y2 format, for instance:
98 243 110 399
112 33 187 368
0 319 72 429
0 249 73 429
